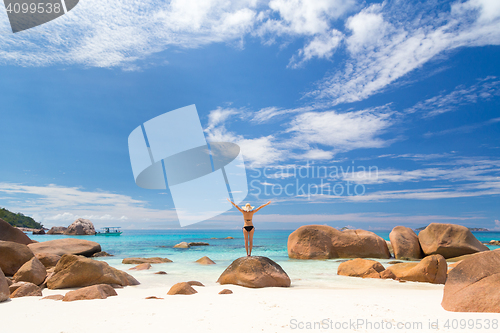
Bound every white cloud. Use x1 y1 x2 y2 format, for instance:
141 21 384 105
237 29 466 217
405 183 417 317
289 29 343 68
310 0 500 105
287 105 395 152
405 77 500 117
0 183 178 227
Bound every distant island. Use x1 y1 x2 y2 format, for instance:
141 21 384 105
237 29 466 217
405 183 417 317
415 226 489 232
0 207 43 229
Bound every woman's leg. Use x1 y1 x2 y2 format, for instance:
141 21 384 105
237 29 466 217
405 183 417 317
243 228 249 256
248 228 255 256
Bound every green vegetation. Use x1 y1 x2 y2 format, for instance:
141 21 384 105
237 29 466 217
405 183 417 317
0 207 43 229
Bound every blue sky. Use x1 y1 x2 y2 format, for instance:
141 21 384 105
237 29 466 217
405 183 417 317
0 0 499 230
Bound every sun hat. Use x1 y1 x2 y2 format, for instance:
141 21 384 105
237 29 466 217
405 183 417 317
242 203 254 211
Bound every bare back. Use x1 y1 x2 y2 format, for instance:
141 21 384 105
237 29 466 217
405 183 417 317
242 210 256 226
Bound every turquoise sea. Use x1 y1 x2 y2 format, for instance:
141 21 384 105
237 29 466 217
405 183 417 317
29 229 500 289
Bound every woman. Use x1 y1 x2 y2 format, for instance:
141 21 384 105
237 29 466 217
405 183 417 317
227 199 271 256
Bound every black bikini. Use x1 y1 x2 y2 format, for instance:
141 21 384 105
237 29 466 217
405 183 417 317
243 225 254 232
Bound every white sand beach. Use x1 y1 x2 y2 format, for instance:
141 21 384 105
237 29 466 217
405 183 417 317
3 262 500 333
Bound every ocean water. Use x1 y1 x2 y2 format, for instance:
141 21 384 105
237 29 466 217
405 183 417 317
29 230 500 289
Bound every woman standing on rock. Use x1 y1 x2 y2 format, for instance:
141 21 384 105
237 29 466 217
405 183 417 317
227 199 271 256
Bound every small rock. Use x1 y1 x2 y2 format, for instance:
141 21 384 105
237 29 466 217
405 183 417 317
489 240 500 245
188 242 209 246
35 253 61 268
9 281 29 294
224 237 234 239
385 254 447 284
387 260 403 264
64 218 96 235
146 296 164 299
195 256 216 265
13 257 47 285
47 226 67 235
187 281 204 287
41 294 64 301
32 229 45 235
129 263 152 271
173 242 190 248
337 258 385 279
63 284 117 302
154 271 167 275
167 282 197 295
92 251 113 257
219 289 233 294
0 268 9 302
0 241 35 276
10 282 42 298
122 257 172 264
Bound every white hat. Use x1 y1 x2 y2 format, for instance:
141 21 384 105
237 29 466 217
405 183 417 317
242 203 254 211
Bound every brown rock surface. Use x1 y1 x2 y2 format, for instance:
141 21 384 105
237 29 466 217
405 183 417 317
122 257 172 264
389 226 423 260
418 223 489 258
217 256 291 288
35 253 61 268
155 271 167 275
64 218 96 235
0 268 9 302
442 250 500 312
10 282 42 298
47 226 67 235
219 289 233 294
337 258 385 278
187 281 204 287
195 256 215 265
13 257 47 285
63 284 117 302
0 240 34 276
167 282 197 295
129 263 152 271
288 225 390 259
47 254 139 289
41 294 64 301
28 238 101 257
92 251 113 257
0 218 33 245
385 254 447 284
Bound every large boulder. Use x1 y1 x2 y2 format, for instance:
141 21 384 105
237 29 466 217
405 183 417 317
442 250 500 312
167 282 197 295
385 254 447 284
173 242 190 248
418 223 489 258
35 253 61 268
64 218 96 235
47 254 139 289
13 257 47 285
389 226 423 260
0 268 9 302
337 259 386 278
28 238 101 257
217 256 291 288
0 241 34 276
288 225 390 259
122 257 172 264
63 284 117 302
0 218 33 245
47 226 67 235
10 282 42 298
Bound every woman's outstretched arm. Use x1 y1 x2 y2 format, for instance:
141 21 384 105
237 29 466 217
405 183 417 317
227 198 244 213
253 201 271 212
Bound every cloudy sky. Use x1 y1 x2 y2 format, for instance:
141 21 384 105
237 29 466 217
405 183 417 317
0 0 499 230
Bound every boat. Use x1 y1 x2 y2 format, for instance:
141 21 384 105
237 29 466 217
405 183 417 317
95 227 122 236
